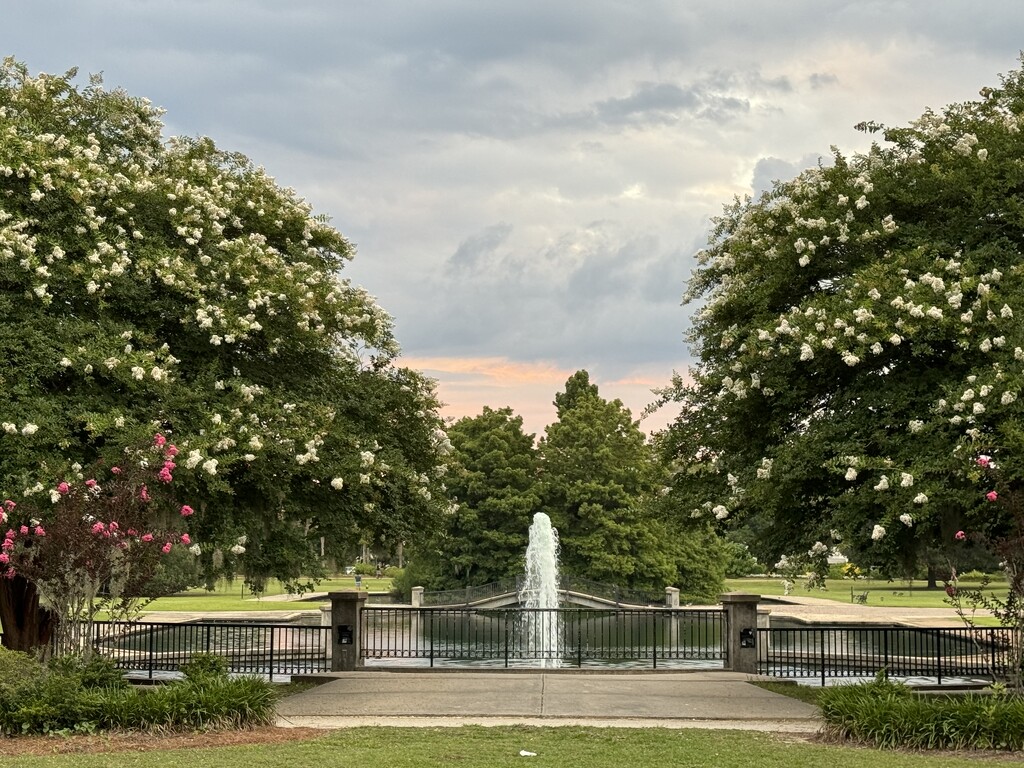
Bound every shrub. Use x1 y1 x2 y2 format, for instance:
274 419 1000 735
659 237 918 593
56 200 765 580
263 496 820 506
353 562 376 576
0 649 276 735
0 646 46 696
820 674 1024 750
48 653 128 690
179 652 229 682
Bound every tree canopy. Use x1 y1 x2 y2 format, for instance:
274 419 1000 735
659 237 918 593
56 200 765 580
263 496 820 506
666 63 1024 572
0 59 449 609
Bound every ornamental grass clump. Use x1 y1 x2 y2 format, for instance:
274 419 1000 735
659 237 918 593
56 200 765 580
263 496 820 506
0 647 277 736
820 673 1024 751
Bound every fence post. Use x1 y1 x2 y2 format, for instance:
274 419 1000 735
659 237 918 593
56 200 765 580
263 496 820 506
720 592 760 674
328 590 368 671
935 629 942 685
268 626 275 682
411 586 424 607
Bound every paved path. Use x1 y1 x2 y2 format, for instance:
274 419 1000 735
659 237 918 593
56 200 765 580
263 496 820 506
762 595 981 627
275 671 822 732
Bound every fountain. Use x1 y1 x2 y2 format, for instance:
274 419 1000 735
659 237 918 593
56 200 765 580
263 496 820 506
518 512 561 667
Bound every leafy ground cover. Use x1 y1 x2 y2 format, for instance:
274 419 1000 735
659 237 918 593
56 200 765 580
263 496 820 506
1 725 1011 767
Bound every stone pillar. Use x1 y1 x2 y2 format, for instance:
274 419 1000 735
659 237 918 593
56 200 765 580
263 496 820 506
664 587 680 608
720 592 760 674
411 586 424 608
329 590 368 671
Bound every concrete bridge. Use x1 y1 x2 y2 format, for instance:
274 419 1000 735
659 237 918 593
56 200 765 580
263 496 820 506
412 585 682 610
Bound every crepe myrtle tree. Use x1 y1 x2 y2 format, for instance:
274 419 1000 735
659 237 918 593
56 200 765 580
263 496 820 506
0 60 451 645
663 61 1023 579
0 435 196 654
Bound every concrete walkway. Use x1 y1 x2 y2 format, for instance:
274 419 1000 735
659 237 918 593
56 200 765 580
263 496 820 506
275 670 822 732
763 594 982 627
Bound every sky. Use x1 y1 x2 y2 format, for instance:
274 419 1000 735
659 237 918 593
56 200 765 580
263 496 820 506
5 2 1024 436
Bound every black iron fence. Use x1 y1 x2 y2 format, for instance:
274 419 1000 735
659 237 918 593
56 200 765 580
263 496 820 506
361 606 726 668
85 620 330 681
758 625 1017 685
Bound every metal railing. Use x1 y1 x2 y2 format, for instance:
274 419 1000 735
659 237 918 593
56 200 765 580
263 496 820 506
421 577 664 607
361 606 726 668
758 625 1017 685
87 620 331 681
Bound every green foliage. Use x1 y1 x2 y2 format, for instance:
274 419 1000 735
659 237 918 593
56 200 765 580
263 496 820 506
179 652 229 682
0 58 451 644
47 653 128 690
665 61 1024 575
0 646 46 710
820 675 1024 750
721 539 761 578
0 668 276 735
421 407 541 588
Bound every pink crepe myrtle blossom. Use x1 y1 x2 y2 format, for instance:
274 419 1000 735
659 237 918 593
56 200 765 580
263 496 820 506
161 542 172 554
20 525 28 535
1 539 13 551
141 533 154 542
3 500 14 512
987 490 999 502
157 467 173 483
85 479 97 488
111 466 122 475
0 553 8 565
180 533 191 545
180 504 194 517
56 482 70 494
153 433 167 447
127 528 138 536
977 455 992 468
165 445 179 458
955 530 967 541
139 485 150 502
91 522 105 535
34 526 45 537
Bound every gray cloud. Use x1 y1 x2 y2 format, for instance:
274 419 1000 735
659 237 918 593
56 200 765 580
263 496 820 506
6 0 1024 422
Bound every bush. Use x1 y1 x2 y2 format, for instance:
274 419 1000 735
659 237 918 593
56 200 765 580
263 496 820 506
820 674 1024 750
721 540 760 578
48 653 128 690
0 649 277 735
353 562 376 576
179 652 229 682
0 646 46 696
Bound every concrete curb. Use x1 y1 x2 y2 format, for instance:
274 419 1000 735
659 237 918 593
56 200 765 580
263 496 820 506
275 714 824 733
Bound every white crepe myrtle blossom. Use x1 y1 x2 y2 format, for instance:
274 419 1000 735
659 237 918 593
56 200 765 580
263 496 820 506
871 525 886 541
874 475 890 491
845 467 858 481
899 513 914 526
900 473 914 487
914 493 929 504
712 504 729 520
330 477 344 490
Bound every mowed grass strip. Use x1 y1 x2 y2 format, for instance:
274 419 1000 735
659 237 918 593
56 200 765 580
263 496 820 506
0 726 1001 768
132 577 394 614
724 577 1006 610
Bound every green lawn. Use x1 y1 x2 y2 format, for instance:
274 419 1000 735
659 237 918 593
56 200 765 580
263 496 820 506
132 577 394 614
1 726 1005 768
724 577 1007 610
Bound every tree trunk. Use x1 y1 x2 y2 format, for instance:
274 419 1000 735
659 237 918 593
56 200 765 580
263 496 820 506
0 574 55 652
926 564 939 589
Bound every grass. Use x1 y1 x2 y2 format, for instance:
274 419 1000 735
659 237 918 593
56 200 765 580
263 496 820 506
132 577 394 614
1 726 1009 768
725 577 1008 610
751 680 823 707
